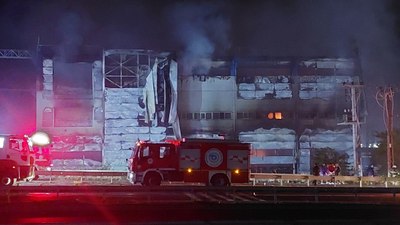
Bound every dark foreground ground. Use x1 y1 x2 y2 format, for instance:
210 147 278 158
1 200 400 225
2 185 400 225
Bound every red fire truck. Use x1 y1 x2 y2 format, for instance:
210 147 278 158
127 138 251 186
0 132 50 186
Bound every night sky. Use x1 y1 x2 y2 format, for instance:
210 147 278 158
0 0 400 138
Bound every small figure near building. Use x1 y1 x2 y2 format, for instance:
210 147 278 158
312 163 320 186
327 163 336 175
366 164 375 177
334 163 341 176
327 163 336 184
320 164 328 176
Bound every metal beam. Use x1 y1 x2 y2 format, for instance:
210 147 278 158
0 49 32 59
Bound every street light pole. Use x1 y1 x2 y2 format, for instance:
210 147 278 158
385 87 394 175
342 82 363 176
376 86 395 176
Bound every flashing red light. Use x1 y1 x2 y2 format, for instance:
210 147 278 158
136 139 151 147
31 132 51 146
165 139 181 146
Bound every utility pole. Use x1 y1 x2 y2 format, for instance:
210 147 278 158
376 87 395 176
342 82 363 176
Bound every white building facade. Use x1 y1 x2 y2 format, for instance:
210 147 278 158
35 48 364 174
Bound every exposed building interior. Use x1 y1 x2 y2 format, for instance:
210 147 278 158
0 47 366 174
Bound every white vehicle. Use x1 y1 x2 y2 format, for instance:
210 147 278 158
0 132 50 186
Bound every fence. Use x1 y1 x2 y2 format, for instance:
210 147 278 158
250 173 400 187
36 170 127 184
35 170 400 187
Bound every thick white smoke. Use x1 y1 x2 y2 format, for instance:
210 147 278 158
166 1 231 75
55 11 96 62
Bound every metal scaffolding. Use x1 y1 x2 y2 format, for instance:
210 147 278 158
103 49 170 88
0 49 32 59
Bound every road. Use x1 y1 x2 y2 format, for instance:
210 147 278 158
1 185 400 224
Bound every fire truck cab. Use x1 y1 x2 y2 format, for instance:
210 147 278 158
127 138 251 186
0 135 36 186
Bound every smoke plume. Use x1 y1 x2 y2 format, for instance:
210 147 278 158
166 1 231 75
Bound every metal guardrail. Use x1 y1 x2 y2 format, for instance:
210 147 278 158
3 185 400 205
250 173 400 187
36 170 127 184
37 170 127 177
35 170 400 187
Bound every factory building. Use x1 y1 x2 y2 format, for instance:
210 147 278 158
2 47 364 174
179 56 364 174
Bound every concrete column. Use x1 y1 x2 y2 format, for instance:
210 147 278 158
42 59 53 96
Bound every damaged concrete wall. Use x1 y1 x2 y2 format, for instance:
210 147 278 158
35 55 360 173
298 128 353 174
238 75 354 101
37 59 104 169
180 58 361 174
238 76 292 100
38 54 172 170
179 75 236 137
103 88 166 170
239 128 353 174
239 128 296 173
299 76 355 100
50 135 103 169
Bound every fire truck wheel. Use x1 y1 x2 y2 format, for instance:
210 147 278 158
0 175 15 186
143 173 162 186
210 174 230 187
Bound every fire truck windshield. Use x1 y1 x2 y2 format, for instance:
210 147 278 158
131 145 139 159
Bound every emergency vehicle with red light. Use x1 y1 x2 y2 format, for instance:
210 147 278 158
127 138 251 186
0 132 50 186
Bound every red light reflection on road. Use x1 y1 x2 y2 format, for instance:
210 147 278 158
80 187 120 225
25 192 58 201
16 216 87 224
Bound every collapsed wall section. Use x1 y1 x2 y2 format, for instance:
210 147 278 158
239 128 354 174
37 59 105 169
298 128 353 174
102 49 174 170
103 88 166 170
239 128 296 173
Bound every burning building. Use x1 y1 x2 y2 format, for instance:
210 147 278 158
178 55 365 174
35 47 178 170
1 46 365 174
